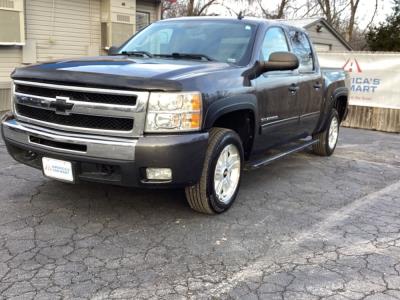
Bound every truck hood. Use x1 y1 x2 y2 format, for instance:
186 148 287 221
11 56 234 92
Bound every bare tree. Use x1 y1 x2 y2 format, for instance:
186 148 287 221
163 0 379 43
161 0 176 19
346 0 361 41
276 0 290 18
362 0 379 33
218 0 257 18
302 0 378 43
191 0 220 15
250 0 291 19
162 0 221 18
161 0 177 18
312 0 350 29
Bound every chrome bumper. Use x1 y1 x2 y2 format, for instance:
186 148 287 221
2 119 137 160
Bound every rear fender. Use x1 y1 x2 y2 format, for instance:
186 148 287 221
316 86 348 133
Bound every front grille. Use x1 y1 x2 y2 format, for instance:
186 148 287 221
13 80 146 137
15 84 137 106
16 104 134 131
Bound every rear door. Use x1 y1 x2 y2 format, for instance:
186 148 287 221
289 30 324 135
255 27 300 148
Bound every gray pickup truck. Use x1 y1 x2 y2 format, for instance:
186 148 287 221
1 17 350 214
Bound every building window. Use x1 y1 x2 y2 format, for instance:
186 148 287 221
314 43 332 52
0 0 25 45
136 11 150 31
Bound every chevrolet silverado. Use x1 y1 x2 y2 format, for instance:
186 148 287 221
1 17 350 214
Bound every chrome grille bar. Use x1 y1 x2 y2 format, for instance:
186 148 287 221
14 92 139 117
14 80 145 96
13 80 149 138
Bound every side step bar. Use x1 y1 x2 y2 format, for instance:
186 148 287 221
245 140 318 170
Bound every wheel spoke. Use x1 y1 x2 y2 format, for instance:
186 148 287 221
328 116 339 149
214 169 223 182
224 149 229 165
216 179 224 195
222 179 230 196
227 154 239 169
227 159 240 171
213 143 241 204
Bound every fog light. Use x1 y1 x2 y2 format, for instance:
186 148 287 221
146 168 172 180
24 150 37 161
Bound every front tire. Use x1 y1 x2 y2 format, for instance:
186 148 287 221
185 128 243 214
312 109 340 156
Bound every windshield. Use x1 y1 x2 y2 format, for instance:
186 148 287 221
118 20 258 66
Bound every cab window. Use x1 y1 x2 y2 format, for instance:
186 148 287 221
290 31 314 72
260 27 289 61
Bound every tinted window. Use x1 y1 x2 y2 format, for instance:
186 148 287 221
290 31 314 72
260 27 289 61
120 20 257 66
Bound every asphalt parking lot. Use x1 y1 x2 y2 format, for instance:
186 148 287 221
0 127 399 300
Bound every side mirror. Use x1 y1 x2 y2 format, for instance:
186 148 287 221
241 52 299 85
260 52 299 72
108 46 119 56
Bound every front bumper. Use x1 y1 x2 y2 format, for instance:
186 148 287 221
1 118 208 187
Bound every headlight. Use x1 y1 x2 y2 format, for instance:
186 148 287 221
145 92 202 132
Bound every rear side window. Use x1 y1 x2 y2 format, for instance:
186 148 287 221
260 27 289 61
290 31 314 72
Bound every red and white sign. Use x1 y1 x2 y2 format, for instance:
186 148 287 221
318 52 400 109
342 58 362 73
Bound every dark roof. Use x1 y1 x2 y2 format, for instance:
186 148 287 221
159 16 307 32
159 16 267 25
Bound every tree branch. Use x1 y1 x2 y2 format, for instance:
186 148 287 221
197 0 219 15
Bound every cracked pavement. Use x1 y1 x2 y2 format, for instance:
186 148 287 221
0 128 399 299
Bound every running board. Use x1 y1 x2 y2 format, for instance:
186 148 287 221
245 140 318 170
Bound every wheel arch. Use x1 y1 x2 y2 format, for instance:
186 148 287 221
334 94 348 122
317 87 349 133
203 96 258 160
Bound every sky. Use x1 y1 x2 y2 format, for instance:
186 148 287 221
208 0 395 28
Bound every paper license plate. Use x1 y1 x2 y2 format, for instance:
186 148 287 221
42 157 74 182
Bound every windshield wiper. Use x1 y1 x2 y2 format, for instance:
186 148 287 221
120 51 153 58
154 52 215 62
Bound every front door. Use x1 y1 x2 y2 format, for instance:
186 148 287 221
255 27 301 149
289 30 324 135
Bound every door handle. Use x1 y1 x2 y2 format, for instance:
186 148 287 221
314 82 323 89
289 84 299 94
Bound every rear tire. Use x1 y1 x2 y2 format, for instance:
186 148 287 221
185 128 243 214
312 109 340 156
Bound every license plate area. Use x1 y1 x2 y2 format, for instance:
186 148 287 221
42 157 74 182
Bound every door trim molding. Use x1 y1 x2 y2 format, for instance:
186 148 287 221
261 116 299 127
300 111 320 119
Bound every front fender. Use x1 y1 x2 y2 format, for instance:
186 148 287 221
203 94 259 132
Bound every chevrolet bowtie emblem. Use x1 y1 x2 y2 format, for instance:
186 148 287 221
50 96 74 115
